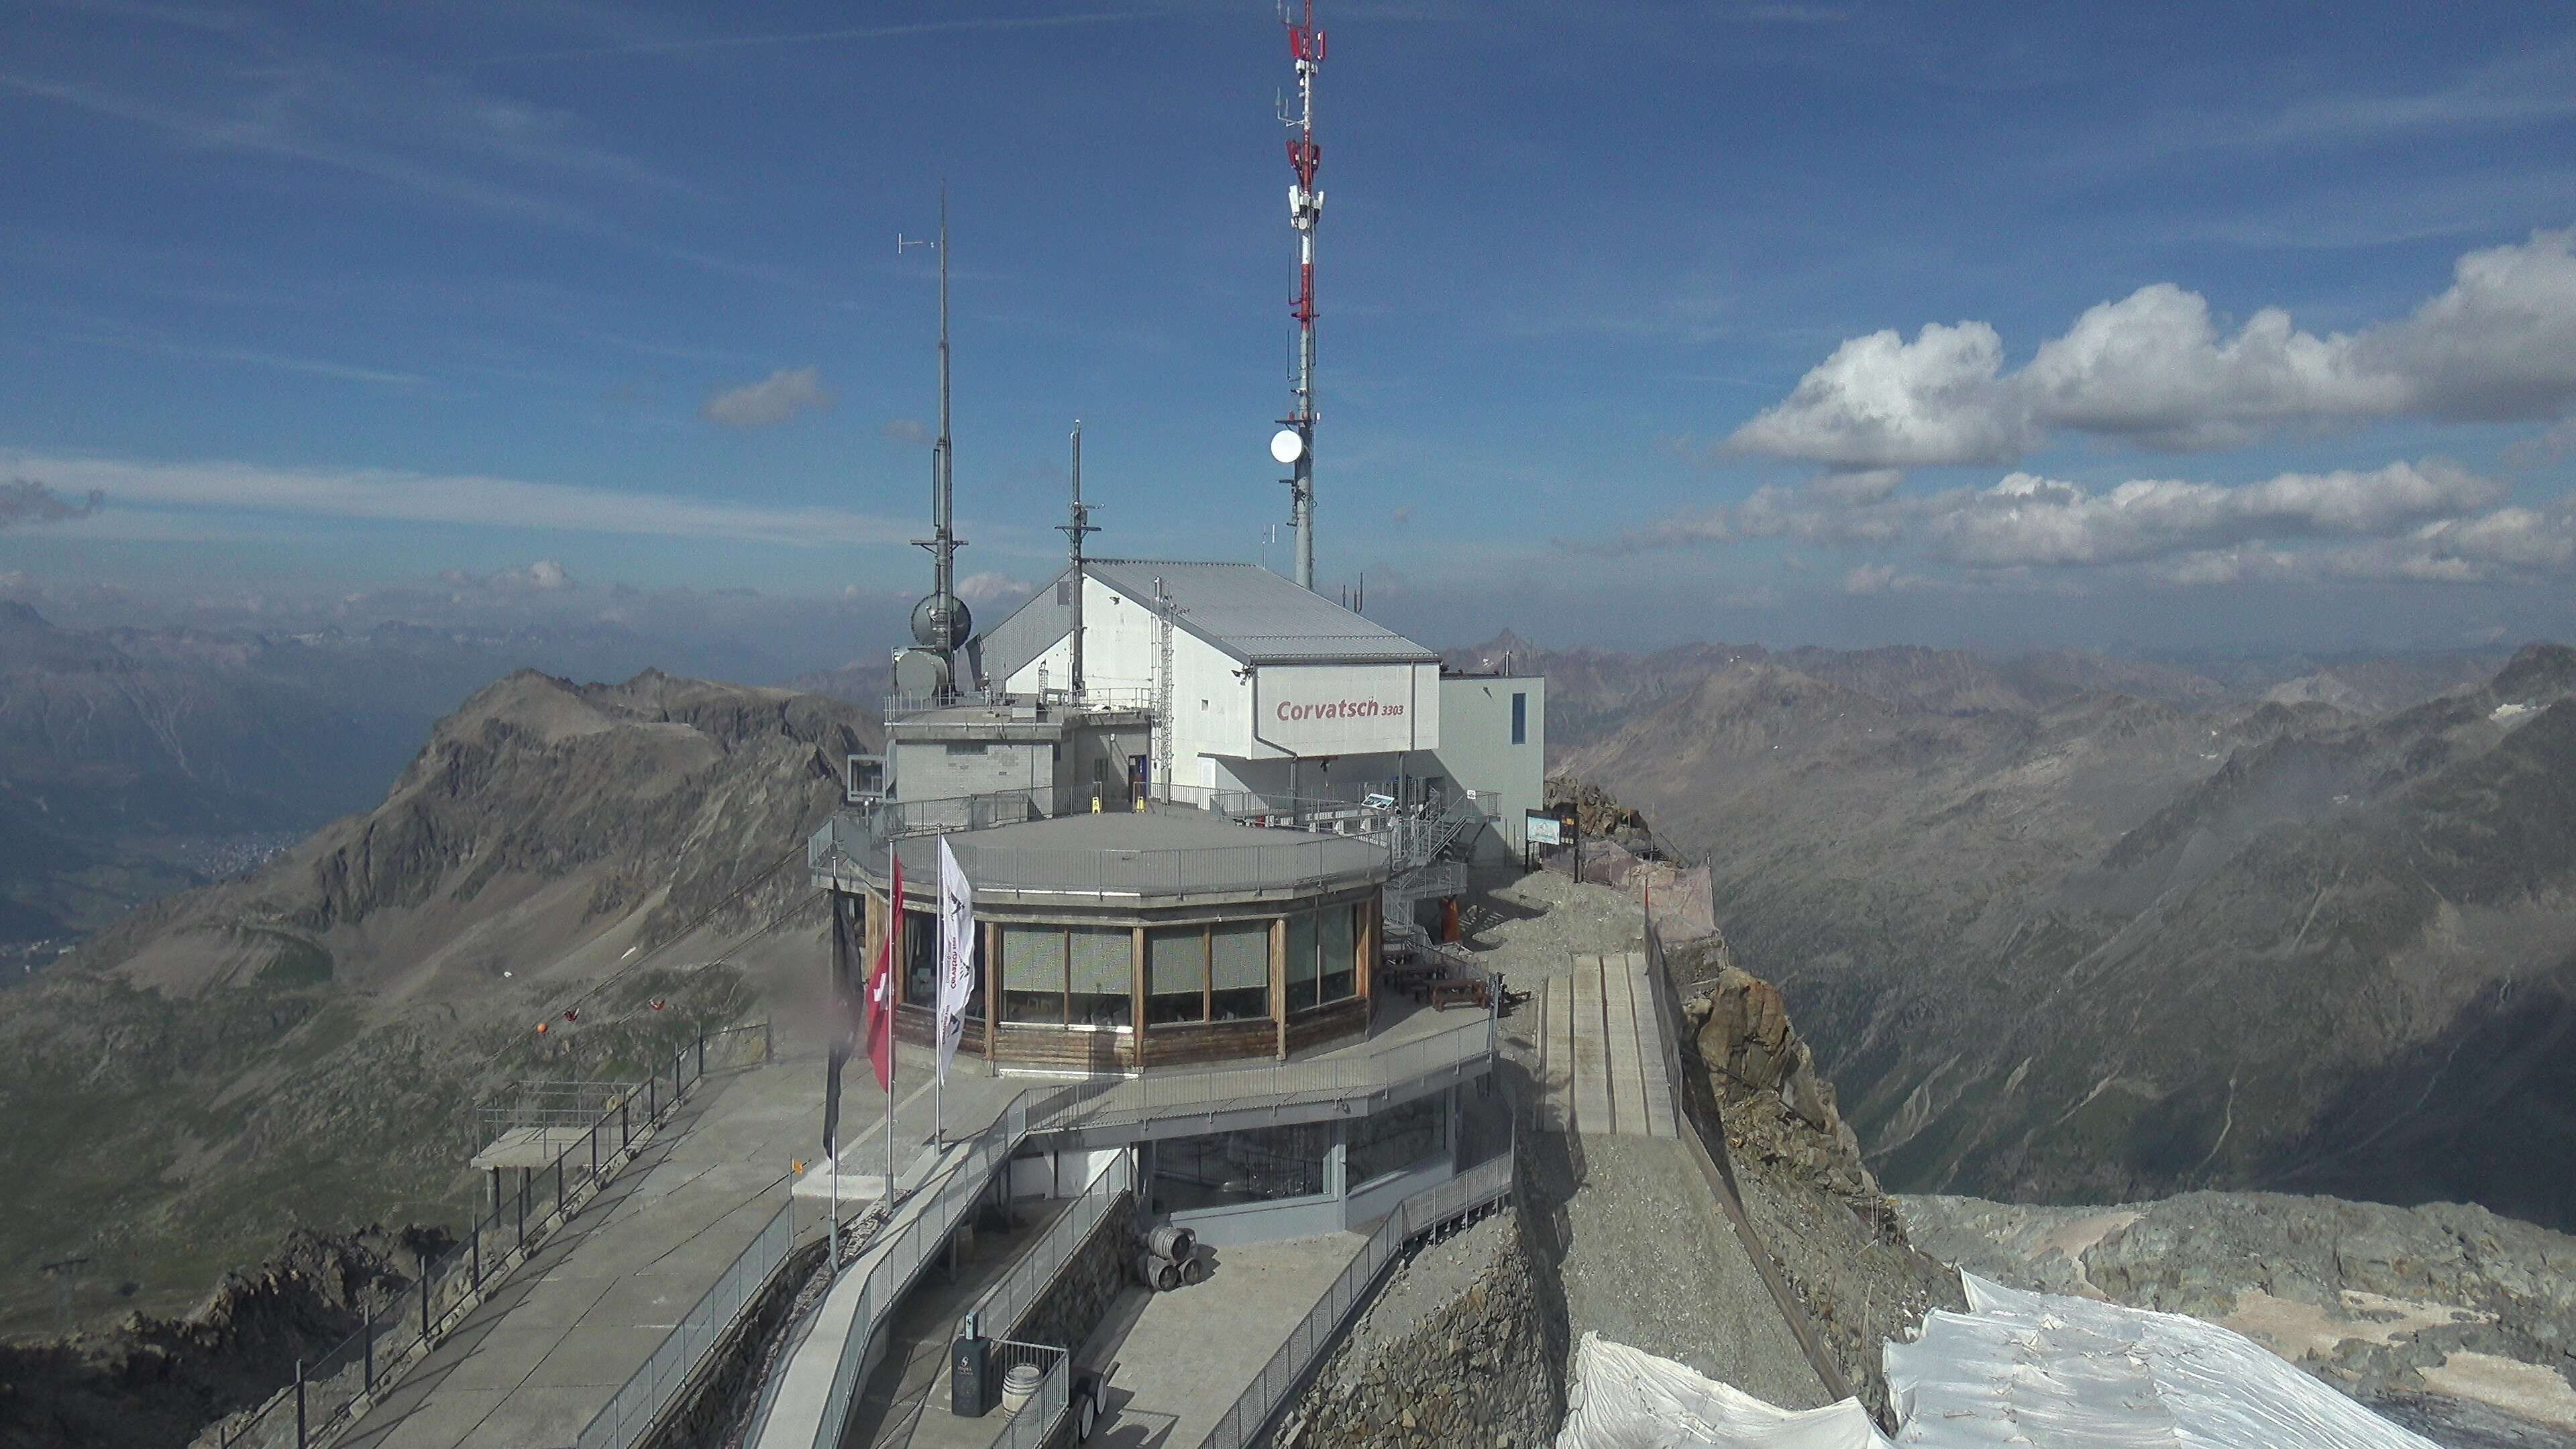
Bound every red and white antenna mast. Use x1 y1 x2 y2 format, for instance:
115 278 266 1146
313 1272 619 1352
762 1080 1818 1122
1271 0 1326 592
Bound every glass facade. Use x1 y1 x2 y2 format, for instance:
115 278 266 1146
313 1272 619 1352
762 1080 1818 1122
1211 920 1269 1021
902 909 981 1020
908 890 1365 1044
1069 926 1130 1028
1150 1121 1332 1212
1346 1093 1449 1187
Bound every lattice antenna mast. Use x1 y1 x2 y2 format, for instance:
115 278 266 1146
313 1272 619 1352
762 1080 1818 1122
1152 578 1182 802
1059 421 1099 700
1278 0 1325 591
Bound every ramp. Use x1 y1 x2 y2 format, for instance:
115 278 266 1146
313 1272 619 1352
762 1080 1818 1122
1539 953 1678 1138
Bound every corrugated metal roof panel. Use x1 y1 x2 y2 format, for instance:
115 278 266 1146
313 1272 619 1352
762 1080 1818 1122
1085 559 1438 665
972 558 1436 677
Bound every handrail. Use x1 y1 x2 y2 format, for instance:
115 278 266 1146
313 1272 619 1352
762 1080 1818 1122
1199 1144 1517 1449
209 1021 772 1449
967 1150 1134 1342
578 1014 1496 1449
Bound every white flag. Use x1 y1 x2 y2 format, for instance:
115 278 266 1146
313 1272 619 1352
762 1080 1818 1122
934 837 975 1082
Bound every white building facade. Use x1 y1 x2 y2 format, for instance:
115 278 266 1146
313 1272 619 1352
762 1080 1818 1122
983 560 1444 802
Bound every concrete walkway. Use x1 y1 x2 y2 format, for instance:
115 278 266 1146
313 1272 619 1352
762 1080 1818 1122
1075 1234 1368 1449
339 1051 844 1449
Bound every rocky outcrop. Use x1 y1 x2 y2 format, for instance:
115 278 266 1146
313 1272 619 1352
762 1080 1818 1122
1277 1205 1560 1449
1684 961 1866 1195
0 1226 441 1449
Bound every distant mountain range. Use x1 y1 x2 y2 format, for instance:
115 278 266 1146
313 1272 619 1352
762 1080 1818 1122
1519 631 2576 1231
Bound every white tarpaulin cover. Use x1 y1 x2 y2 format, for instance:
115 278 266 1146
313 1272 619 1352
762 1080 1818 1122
1883 1274 2441 1448
1555 1333 1894 1449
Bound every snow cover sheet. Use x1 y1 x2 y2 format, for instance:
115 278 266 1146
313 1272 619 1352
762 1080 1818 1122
1882 1273 2441 1448
1555 1333 1894 1449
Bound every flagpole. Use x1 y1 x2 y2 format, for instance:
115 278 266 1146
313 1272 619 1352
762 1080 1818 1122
886 839 898 1198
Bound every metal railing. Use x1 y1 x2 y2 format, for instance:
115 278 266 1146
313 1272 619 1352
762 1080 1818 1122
475 1079 634 1134
574 1199 796 1449
967 1150 1134 1342
803 1085 1090 1449
881 687 1156 720
206 1022 770 1449
1040 1012 1496 1135
1199 1144 1518 1449
808 802 1389 900
989 1340 1073 1449
809 780 1485 883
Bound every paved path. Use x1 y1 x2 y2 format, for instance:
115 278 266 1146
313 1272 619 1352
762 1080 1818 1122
1076 1234 1369 1449
340 1051 849 1449
1538 953 1677 1138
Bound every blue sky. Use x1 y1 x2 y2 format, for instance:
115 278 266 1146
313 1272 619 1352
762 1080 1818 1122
4 0 2574 662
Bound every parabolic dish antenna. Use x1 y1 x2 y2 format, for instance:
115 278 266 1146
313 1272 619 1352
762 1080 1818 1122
1269 427 1305 465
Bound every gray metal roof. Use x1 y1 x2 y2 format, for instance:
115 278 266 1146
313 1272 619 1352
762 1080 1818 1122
976 559 1437 681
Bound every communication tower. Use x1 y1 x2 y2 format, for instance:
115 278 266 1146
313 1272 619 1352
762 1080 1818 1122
1273 0 1326 592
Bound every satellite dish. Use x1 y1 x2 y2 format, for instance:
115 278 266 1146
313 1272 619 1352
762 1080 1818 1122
1270 428 1305 466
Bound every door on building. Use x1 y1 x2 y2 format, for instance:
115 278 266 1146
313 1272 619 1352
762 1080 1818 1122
1128 754 1150 798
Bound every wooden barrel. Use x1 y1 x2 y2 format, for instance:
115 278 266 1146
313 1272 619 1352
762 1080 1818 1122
1134 1251 1181 1291
1145 1225 1196 1260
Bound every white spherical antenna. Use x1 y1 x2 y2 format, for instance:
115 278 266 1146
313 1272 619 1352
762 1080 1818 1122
1269 427 1305 466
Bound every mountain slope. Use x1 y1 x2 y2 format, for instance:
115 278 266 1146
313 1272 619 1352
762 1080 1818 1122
0 669 878 1338
1567 642 2576 1230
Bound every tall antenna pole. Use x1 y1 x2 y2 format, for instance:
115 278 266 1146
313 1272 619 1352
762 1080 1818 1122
898 189 969 697
932 185 956 618
1060 421 1097 701
1280 0 1324 592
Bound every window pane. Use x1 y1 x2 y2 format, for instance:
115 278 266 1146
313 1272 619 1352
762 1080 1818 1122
1347 1095 1449 1187
1210 920 1270 1021
1511 691 1527 745
1147 927 1208 1026
1285 910 1319 1013
1002 924 1063 1025
1150 1121 1332 1212
904 910 936 1006
1069 926 1131 1028
1319 904 1356 1003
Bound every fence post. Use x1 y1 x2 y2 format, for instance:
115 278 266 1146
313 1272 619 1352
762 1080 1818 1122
764 1017 773 1061
698 1028 706 1078
622 1097 631 1149
294 1358 306 1448
419 1248 432 1341
471 1224 482 1290
364 1291 376 1393
517 1173 529 1252
648 1074 657 1122
590 1118 599 1180
555 1157 565 1222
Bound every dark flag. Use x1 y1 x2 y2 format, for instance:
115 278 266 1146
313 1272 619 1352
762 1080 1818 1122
823 891 863 1160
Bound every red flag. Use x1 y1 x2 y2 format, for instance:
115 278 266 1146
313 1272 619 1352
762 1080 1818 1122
863 851 901 1092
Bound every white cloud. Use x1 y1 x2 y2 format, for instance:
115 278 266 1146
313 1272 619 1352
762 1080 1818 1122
1730 230 2576 466
703 366 834 429
953 571 1032 604
1592 458 2552 588
1727 321 2032 468
443 559 578 592
3 451 910 547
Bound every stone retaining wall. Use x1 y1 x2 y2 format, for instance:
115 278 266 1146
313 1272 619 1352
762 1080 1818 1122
1275 1200 1560 1449
643 1236 829 1449
1003 1190 1135 1352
